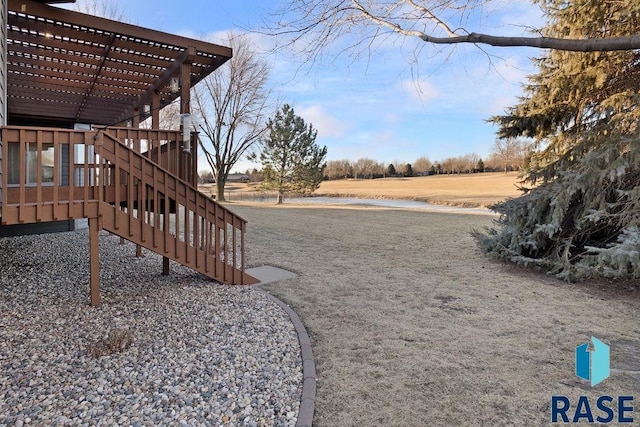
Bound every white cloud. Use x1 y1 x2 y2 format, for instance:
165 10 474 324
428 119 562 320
297 105 350 138
399 79 439 104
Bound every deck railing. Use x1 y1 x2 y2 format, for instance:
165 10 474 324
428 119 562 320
104 127 198 187
1 126 101 224
1 125 252 286
98 131 249 284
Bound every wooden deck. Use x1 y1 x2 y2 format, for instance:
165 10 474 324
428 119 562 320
1 125 258 305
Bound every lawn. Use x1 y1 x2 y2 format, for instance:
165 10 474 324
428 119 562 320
229 202 640 426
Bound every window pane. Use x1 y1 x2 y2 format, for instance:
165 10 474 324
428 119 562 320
7 142 19 185
26 143 54 184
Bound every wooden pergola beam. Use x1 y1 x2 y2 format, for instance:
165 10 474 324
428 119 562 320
7 0 232 125
9 0 232 58
76 33 115 121
115 46 197 126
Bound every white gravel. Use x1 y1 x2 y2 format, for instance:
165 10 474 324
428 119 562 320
0 230 302 426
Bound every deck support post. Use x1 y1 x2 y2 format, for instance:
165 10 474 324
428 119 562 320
180 58 192 184
162 256 170 276
131 110 144 258
89 217 101 307
152 90 170 277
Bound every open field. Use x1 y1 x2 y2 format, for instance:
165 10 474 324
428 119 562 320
229 202 640 426
315 173 522 207
202 172 523 207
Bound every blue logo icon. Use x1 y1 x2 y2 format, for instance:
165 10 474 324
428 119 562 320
576 336 610 386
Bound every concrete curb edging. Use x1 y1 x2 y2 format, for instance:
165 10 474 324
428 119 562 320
255 288 316 427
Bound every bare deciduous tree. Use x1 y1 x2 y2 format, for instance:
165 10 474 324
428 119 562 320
139 100 181 130
353 158 383 179
413 156 432 176
267 0 640 56
325 159 354 179
490 138 527 173
74 0 126 20
193 33 271 202
464 153 480 173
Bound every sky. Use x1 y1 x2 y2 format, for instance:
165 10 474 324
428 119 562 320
66 0 546 172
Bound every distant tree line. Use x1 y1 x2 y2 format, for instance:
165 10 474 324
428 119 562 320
200 138 529 183
322 139 529 180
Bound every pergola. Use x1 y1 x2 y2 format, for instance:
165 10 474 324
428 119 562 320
6 0 232 126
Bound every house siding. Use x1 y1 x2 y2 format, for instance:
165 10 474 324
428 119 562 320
0 0 5 126
0 0 6 208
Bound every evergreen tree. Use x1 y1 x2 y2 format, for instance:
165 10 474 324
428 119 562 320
477 0 640 280
387 163 397 176
404 164 414 177
256 104 327 204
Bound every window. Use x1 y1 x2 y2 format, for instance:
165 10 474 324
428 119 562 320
8 143 60 186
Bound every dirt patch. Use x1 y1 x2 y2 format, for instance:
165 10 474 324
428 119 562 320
230 203 640 427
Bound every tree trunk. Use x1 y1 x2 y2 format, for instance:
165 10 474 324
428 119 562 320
216 169 226 202
277 191 284 204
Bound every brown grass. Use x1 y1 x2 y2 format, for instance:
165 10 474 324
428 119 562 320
202 172 523 207
315 172 522 207
86 329 134 358
228 203 640 427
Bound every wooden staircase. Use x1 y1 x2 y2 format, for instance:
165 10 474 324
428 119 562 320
1 126 258 306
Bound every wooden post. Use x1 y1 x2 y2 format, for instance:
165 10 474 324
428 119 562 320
153 91 170 275
181 61 191 114
132 109 140 128
163 256 170 276
152 92 160 129
180 60 191 183
192 131 198 188
132 110 143 258
89 217 101 307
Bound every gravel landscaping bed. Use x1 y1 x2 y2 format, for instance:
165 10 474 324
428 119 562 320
0 230 302 427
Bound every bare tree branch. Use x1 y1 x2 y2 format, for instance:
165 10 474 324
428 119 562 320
264 0 640 55
414 33 640 51
74 0 127 21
